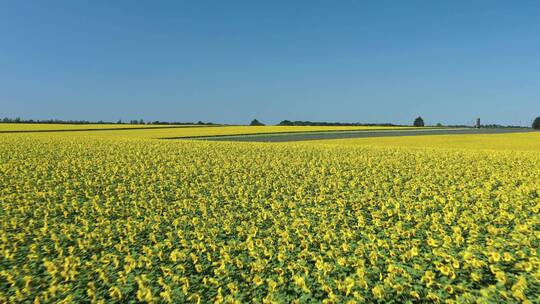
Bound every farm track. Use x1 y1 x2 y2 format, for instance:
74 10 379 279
186 128 536 142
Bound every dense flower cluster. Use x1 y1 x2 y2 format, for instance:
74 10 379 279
308 132 540 152
1 134 539 303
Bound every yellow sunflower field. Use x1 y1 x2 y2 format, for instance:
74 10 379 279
1 132 539 303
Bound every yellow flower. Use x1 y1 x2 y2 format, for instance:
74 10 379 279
43 261 58 277
409 246 419 257
136 286 153 303
503 252 513 262
488 252 501 263
421 270 435 287
495 271 506 284
343 277 355 296
427 292 439 302
188 293 201 304
371 285 384 300
253 275 264 286
511 276 528 301
108 287 122 300
267 278 277 292
410 291 420 299
292 275 310 294
160 289 172 303
227 282 239 294
437 264 456 279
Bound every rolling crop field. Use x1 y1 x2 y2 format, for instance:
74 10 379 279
0 124 416 139
196 128 533 142
0 123 200 132
1 126 539 303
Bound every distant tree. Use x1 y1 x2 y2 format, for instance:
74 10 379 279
278 120 292 126
250 119 265 126
117 119 123 124
413 116 424 127
533 117 540 130
436 123 443 127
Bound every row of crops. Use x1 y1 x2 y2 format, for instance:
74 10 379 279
0 124 416 139
307 132 540 152
1 133 539 303
0 123 190 131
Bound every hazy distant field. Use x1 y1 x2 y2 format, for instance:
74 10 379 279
0 123 201 132
4 125 416 138
193 128 533 142
1 129 539 303
306 132 540 151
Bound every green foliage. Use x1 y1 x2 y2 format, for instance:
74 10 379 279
532 117 540 129
250 119 265 126
278 120 398 127
2 132 539 303
413 117 425 127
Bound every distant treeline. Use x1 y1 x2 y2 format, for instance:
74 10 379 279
0 117 531 128
0 117 218 125
478 124 527 129
277 120 402 127
279 120 529 128
445 124 527 129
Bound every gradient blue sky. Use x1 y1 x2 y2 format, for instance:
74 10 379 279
1 1 539 125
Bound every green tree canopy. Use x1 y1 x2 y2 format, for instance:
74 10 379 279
532 117 540 129
413 116 425 127
250 119 265 126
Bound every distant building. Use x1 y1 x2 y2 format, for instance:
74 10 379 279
476 118 481 128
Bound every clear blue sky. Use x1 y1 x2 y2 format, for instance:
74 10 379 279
1 1 539 125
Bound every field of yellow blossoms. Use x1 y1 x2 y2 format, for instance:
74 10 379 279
1 131 539 303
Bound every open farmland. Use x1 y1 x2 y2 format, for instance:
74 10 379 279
0 123 203 132
191 128 534 142
7 125 416 139
1 131 539 303
4 1 540 303
305 132 540 152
